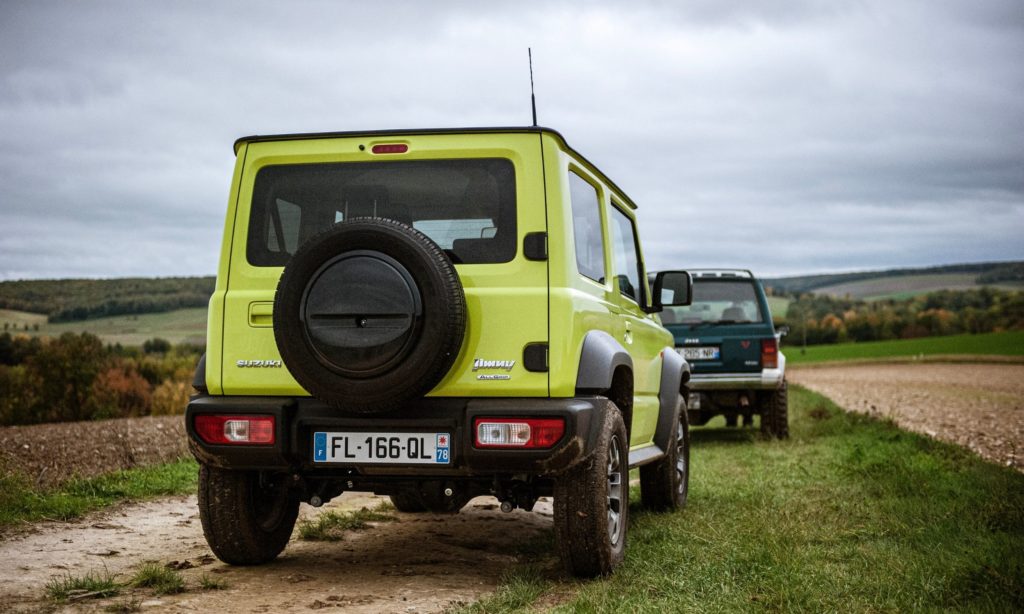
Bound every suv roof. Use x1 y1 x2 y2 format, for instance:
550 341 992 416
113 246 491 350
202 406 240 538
232 125 640 211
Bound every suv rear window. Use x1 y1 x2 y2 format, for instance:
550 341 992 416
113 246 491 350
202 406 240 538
246 159 516 266
662 280 765 325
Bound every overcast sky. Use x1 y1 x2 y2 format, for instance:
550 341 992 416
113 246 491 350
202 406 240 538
1 0 1022 280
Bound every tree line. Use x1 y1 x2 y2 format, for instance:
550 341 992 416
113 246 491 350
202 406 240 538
777 287 1024 347
0 276 215 322
0 332 200 426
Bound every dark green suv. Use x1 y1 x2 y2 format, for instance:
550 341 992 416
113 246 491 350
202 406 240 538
659 270 788 438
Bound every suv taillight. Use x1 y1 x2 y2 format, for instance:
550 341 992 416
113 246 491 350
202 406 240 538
474 417 565 449
761 338 779 369
195 415 275 445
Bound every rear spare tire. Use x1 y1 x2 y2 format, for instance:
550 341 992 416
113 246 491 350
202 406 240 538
274 218 466 413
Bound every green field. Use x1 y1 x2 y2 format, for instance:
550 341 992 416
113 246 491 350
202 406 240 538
809 273 1023 301
0 307 207 346
784 330 1024 365
463 386 1024 613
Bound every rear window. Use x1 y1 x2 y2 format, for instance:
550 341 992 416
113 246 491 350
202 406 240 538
662 280 765 325
246 159 516 266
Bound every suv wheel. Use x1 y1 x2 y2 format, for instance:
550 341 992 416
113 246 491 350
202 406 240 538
554 402 628 577
198 465 299 565
760 380 790 439
273 218 466 413
639 395 690 511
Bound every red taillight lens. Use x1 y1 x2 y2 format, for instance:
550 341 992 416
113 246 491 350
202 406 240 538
195 415 275 445
474 417 565 449
761 338 779 369
371 143 409 154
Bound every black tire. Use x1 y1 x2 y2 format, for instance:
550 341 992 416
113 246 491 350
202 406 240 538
273 218 466 413
554 402 628 577
198 465 299 565
640 395 690 511
760 380 790 439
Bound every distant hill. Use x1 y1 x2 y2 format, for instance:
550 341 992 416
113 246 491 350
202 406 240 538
0 276 215 322
764 261 1024 300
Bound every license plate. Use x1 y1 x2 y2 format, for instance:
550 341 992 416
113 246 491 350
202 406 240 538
313 432 451 465
679 346 720 360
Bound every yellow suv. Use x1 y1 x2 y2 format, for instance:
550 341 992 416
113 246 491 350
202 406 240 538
186 127 693 577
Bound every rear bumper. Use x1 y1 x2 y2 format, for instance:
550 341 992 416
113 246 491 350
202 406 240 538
185 395 607 477
689 354 786 390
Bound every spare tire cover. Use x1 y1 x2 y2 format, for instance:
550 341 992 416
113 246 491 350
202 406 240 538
273 218 466 413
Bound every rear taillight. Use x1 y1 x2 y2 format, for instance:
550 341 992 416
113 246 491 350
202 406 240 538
474 417 565 449
195 415 275 445
761 338 779 369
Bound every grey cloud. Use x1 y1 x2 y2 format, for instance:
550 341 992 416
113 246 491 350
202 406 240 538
0 0 1021 280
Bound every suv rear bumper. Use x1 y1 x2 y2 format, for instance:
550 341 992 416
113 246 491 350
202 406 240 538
185 395 608 477
689 366 785 390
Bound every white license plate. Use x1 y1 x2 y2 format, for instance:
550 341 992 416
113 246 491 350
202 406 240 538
313 431 451 465
680 346 720 360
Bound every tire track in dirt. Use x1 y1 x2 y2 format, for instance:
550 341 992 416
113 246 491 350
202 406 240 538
0 493 557 613
789 363 1024 471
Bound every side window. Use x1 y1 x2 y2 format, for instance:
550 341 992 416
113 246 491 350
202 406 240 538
609 204 643 305
568 171 606 283
266 198 302 259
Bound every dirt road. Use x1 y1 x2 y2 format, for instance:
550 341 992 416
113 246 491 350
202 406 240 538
0 491 557 613
789 363 1024 471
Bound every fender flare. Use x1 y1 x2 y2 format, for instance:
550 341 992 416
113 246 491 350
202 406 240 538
574 330 633 393
653 348 689 454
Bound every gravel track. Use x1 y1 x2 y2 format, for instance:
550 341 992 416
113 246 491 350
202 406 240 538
789 363 1024 471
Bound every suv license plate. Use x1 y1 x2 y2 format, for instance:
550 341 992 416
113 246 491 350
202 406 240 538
680 346 720 360
313 432 451 465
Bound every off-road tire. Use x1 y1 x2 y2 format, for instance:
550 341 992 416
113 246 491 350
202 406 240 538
553 402 628 577
639 395 690 511
198 465 299 565
760 380 790 439
273 218 466 413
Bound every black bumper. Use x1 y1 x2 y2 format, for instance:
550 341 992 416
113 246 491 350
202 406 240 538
185 395 608 477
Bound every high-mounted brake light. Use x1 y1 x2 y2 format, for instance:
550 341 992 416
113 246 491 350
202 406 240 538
761 338 779 369
371 143 409 154
474 417 565 449
195 415 275 445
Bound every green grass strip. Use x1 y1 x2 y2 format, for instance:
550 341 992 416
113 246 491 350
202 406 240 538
464 386 1024 613
0 458 197 528
785 330 1024 365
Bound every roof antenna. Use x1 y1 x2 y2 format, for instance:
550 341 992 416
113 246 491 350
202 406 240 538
528 48 538 126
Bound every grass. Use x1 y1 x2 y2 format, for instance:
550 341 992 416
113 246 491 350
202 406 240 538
297 502 397 541
198 573 228 590
785 330 1024 365
1 307 208 346
45 569 121 601
0 458 198 528
130 563 186 595
461 386 1024 613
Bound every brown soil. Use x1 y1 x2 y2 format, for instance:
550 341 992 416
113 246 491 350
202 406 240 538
789 363 1024 471
0 492 558 613
0 415 188 489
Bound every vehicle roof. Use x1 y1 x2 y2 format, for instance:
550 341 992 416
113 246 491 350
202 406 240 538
232 126 638 210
